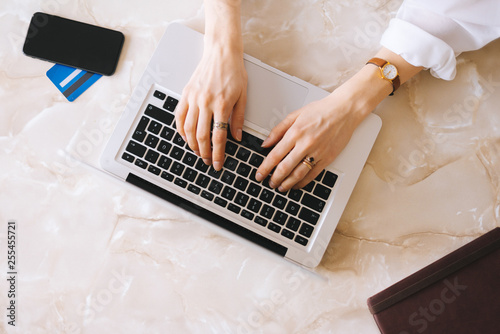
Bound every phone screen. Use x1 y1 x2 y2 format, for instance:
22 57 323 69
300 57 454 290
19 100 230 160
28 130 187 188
23 12 124 76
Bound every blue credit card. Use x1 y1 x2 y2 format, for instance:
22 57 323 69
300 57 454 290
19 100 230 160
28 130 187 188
46 64 102 102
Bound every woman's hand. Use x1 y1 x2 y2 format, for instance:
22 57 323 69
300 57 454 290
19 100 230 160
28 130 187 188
255 63 398 191
175 44 247 170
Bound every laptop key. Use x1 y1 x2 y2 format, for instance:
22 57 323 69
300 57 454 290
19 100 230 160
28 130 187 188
208 166 222 179
236 147 251 161
132 128 147 142
195 175 211 188
247 182 262 197
255 217 267 227
182 168 198 182
135 159 147 169
147 120 162 135
248 153 264 168
201 190 214 201
182 152 197 166
187 184 201 195
295 235 308 246
247 198 262 213
160 126 175 141
161 171 174 182
240 132 271 156
157 155 172 170
195 159 210 173
303 181 315 192
285 202 300 215
234 192 249 207
145 150 160 164
228 203 241 214
173 133 185 147
260 204 275 219
145 134 160 149
234 177 249 191
208 180 223 195
221 186 236 201
313 183 332 200
126 140 147 157
288 189 303 202
273 211 288 225
281 229 294 240
259 189 274 204
214 197 228 208
174 178 187 188
301 193 326 213
272 194 287 209
145 104 174 125
153 90 166 100
299 223 314 238
170 161 185 176
225 141 238 156
224 156 238 171
298 207 320 225
286 217 301 231
241 210 254 221
268 222 281 233
163 96 178 111
122 152 135 163
221 171 236 185
236 162 251 177
322 171 338 187
157 140 172 154
169 146 184 161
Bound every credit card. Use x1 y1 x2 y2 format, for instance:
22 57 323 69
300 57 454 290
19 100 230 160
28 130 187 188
46 64 102 102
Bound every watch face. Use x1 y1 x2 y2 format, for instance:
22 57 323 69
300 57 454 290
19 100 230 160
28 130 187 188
382 64 397 80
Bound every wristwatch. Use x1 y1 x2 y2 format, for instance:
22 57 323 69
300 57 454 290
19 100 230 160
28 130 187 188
366 57 400 95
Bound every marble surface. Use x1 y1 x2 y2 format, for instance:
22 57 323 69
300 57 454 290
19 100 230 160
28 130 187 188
1 0 499 333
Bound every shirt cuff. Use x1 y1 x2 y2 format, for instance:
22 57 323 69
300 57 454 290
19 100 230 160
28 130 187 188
380 18 458 80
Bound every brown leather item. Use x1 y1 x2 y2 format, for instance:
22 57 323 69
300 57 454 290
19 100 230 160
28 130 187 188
367 227 500 334
366 57 400 95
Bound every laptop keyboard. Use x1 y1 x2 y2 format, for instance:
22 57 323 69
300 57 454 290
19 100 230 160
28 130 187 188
120 89 338 247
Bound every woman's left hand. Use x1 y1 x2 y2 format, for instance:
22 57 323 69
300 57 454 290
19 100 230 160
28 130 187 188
255 79 376 192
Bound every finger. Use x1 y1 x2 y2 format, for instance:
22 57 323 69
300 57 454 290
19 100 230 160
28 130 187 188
279 158 321 192
175 96 189 140
183 104 200 154
292 165 325 190
197 107 213 165
261 110 299 147
255 137 295 182
268 145 307 189
212 119 229 170
230 91 247 142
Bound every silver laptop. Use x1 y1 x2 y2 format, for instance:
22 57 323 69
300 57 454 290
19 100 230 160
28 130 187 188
100 23 381 268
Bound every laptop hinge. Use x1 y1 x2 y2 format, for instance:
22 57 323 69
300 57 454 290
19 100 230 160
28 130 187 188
126 173 288 257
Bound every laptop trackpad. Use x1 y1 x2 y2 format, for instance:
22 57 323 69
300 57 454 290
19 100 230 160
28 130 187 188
244 60 308 132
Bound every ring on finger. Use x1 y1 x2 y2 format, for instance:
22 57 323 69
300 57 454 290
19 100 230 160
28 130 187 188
213 121 229 131
301 156 316 170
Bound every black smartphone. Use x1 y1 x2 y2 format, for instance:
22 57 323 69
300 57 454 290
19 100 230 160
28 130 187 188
23 12 125 76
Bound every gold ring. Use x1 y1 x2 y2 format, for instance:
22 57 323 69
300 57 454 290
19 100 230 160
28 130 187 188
213 121 229 131
302 156 316 170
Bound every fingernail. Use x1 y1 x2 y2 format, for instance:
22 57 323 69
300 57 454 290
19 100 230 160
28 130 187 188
261 137 270 147
194 150 200 156
181 135 187 142
236 129 242 141
255 172 263 182
203 158 212 166
278 186 286 192
214 161 222 170
269 180 276 189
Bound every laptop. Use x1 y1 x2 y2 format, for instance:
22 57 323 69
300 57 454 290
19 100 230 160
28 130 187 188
100 22 381 268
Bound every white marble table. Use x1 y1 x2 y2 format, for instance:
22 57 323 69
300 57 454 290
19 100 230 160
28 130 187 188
1 0 499 333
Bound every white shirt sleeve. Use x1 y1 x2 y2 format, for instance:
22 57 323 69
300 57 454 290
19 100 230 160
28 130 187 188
380 0 500 80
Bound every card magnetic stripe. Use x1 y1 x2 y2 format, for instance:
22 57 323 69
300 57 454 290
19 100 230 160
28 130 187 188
62 71 95 98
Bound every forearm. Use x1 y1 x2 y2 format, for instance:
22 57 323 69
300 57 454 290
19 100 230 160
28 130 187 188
330 47 423 128
204 0 243 54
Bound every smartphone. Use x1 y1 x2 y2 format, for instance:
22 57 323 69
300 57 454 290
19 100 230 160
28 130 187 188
23 12 124 76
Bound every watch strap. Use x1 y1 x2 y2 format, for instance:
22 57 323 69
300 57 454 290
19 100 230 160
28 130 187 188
366 57 400 95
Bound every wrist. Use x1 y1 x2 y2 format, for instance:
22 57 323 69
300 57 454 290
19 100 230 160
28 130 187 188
204 0 243 54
